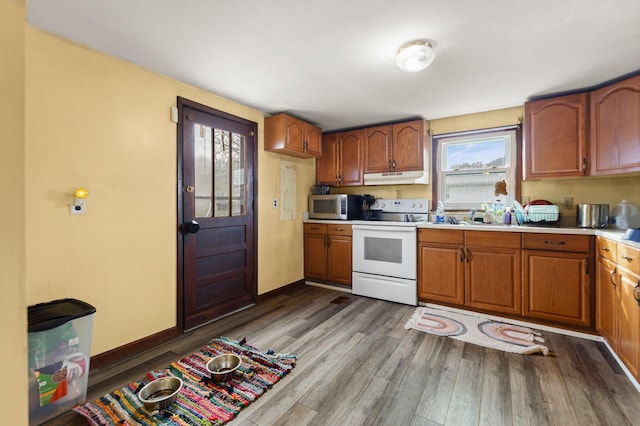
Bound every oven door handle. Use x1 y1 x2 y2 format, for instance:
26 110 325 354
352 225 416 233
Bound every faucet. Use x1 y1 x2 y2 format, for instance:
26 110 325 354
469 208 477 223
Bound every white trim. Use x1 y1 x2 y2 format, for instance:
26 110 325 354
602 339 640 393
305 281 352 293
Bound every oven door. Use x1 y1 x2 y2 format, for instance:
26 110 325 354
352 224 416 280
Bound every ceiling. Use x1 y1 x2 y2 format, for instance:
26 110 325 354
27 0 640 132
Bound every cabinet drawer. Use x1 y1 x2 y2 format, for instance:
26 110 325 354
465 231 520 248
618 243 640 275
523 233 592 253
304 223 328 234
597 237 617 261
418 229 464 244
328 224 352 236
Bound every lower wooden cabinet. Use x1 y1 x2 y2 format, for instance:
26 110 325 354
465 231 522 315
418 229 521 316
304 223 352 285
418 229 465 305
596 236 640 380
522 233 593 327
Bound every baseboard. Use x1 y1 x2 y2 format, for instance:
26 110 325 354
90 327 178 369
256 279 305 303
305 280 353 293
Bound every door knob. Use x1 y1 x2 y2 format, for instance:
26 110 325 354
182 220 200 234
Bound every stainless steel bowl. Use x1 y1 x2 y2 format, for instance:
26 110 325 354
206 354 242 382
138 377 182 411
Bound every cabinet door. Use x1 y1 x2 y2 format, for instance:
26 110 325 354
523 250 592 327
618 267 640 380
596 255 618 349
316 134 339 185
339 130 364 186
418 242 465 305
304 233 327 280
591 74 640 175
465 245 521 315
265 114 319 158
282 114 304 152
363 125 392 173
524 93 588 179
392 120 425 172
327 235 352 285
305 124 322 157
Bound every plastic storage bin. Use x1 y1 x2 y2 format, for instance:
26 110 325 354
28 299 95 425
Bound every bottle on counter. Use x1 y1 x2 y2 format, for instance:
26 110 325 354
435 201 446 223
493 199 505 224
503 208 512 225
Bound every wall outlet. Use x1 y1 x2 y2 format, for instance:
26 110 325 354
561 196 574 210
272 198 278 208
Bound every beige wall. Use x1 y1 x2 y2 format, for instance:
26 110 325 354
341 106 640 214
1 0 27 422
25 28 314 356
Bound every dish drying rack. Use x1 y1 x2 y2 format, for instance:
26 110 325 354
514 204 561 227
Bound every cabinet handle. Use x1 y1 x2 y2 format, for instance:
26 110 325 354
309 227 321 230
634 280 640 302
334 228 344 231
325 235 329 248
585 256 590 275
610 267 617 287
466 248 472 263
600 246 610 252
392 160 397 170
582 158 587 175
388 159 392 170
459 247 465 262
544 240 566 245
622 255 635 262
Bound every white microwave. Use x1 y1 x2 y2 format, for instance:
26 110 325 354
308 194 363 220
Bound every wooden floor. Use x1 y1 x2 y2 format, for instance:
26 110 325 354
46 284 640 426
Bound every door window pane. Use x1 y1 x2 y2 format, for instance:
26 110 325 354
214 129 231 217
194 124 213 217
231 133 246 216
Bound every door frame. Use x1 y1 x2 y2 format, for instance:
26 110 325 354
176 96 259 332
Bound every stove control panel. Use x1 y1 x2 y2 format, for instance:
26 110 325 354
371 198 430 213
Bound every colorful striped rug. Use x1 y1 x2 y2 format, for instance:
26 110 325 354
73 337 296 425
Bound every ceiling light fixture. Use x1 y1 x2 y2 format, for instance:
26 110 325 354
396 40 435 72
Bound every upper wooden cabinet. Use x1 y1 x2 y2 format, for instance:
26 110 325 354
590 74 640 176
524 93 589 179
265 113 322 158
316 130 364 186
364 119 428 173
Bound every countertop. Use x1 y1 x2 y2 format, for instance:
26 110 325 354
303 219 640 249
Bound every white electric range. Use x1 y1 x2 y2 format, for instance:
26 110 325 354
351 199 429 305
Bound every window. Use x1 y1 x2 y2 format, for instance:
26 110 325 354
433 127 520 211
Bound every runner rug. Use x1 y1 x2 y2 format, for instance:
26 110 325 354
405 307 550 356
73 336 296 425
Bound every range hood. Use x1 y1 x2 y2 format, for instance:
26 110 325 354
364 170 429 185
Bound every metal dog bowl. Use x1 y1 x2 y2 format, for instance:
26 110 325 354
206 354 242 382
138 377 182 411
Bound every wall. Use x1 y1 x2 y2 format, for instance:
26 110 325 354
25 27 313 356
1 0 27 422
340 106 640 214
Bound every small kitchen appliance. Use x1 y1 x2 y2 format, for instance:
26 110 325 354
576 203 609 228
308 194 363 220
